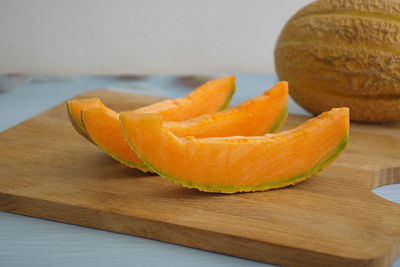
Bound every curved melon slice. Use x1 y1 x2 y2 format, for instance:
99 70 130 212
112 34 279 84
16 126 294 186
165 81 288 137
82 82 288 172
67 98 103 142
134 75 236 121
67 75 236 141
120 108 349 193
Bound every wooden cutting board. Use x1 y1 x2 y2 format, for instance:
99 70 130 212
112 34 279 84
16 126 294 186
1 90 399 267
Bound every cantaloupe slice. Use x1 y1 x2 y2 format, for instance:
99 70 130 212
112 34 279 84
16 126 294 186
67 75 236 142
165 82 288 137
82 82 288 172
67 98 103 142
120 108 349 193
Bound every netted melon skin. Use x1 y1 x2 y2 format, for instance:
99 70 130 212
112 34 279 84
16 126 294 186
275 0 400 122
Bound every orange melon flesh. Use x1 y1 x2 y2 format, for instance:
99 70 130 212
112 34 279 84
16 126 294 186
67 75 236 142
120 108 349 193
82 106 148 171
134 75 236 121
67 98 103 142
82 82 288 171
166 81 288 137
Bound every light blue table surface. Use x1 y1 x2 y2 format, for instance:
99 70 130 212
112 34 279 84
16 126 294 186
0 73 399 266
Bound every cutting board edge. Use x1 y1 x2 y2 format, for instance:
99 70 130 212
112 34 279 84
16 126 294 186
1 191 398 267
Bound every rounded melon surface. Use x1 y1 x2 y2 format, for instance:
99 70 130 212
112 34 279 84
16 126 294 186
120 108 349 193
274 0 400 122
82 82 288 172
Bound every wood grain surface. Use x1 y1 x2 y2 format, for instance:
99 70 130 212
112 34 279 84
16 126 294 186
0 90 399 267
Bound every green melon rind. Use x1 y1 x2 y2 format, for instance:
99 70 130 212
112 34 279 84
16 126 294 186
218 85 236 111
66 102 94 143
81 113 151 172
268 106 288 133
92 143 150 172
123 122 349 193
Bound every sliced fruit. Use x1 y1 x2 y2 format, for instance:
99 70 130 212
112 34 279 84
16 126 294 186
82 106 149 171
120 108 349 193
67 75 236 142
67 98 102 142
165 81 288 137
135 75 236 121
82 82 288 171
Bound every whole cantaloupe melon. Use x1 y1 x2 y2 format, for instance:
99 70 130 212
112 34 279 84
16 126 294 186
275 0 400 122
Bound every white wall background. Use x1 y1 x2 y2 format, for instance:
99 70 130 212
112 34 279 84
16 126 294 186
0 0 314 75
